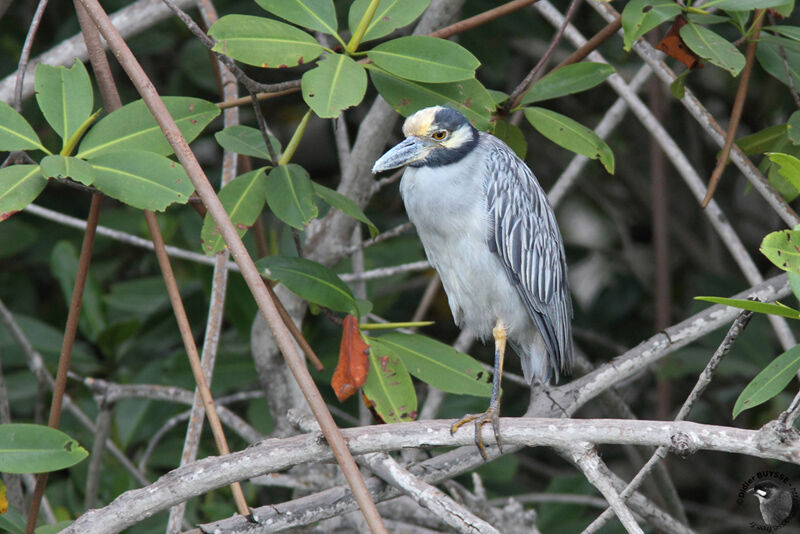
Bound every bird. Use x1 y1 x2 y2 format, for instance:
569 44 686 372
749 480 796 527
372 105 573 459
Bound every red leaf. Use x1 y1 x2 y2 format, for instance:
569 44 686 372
656 16 703 70
331 314 369 402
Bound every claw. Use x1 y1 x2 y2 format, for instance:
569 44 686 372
451 406 502 461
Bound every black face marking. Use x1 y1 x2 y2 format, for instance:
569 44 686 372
433 107 470 132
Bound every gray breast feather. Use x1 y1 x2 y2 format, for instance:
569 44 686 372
483 137 573 375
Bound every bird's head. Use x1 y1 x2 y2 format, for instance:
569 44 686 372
750 481 781 502
372 106 478 173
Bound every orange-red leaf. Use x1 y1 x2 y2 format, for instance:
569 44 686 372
331 314 369 402
657 16 703 70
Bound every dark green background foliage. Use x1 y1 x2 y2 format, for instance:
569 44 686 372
2 0 800 532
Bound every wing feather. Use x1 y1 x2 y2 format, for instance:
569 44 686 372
484 137 573 378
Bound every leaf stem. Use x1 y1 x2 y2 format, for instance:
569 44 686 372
278 109 312 166
359 321 435 331
346 0 381 54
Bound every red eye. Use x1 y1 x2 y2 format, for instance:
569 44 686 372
432 130 447 140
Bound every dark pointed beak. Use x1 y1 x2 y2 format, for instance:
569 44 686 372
372 137 429 173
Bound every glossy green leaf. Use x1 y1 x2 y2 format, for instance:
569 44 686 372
302 54 367 118
0 101 46 153
369 67 495 130
255 0 339 37
50 240 105 342
761 227 800 274
89 150 194 211
788 111 800 146
680 22 745 76
208 15 323 68
706 0 792 10
39 155 94 186
520 63 615 105
77 97 220 159
790 272 800 303
768 160 800 201
313 183 378 237
214 125 280 160
368 36 480 83
733 343 800 418
265 164 318 229
760 34 800 55
621 0 682 51
348 0 430 42
735 124 788 155
363 341 417 422
0 424 88 473
757 39 800 89
524 107 614 174
766 153 800 198
0 507 25 534
694 296 800 319
370 332 492 397
35 521 73 534
201 168 268 255
669 69 691 99
0 165 46 221
765 25 800 42
491 120 527 159
34 60 92 149
256 255 357 313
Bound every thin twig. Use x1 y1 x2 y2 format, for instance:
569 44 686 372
76 1 387 529
430 0 539 40
553 16 622 70
13 0 49 111
26 194 102 534
506 0 583 110
84 400 113 509
342 222 414 256
702 10 764 208
583 308 754 533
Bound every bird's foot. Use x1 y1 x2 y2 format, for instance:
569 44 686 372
450 406 502 461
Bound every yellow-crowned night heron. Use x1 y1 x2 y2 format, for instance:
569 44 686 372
372 106 573 459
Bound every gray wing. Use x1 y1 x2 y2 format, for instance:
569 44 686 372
484 138 573 379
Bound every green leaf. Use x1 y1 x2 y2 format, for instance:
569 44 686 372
256 255 358 314
760 227 800 274
367 36 480 83
733 343 800 418
35 521 73 534
0 424 88 473
39 155 95 186
312 183 378 237
694 296 800 319
302 54 367 118
621 0 682 51
348 0 430 43
89 150 194 211
0 165 46 221
679 22 745 76
214 125 280 160
766 153 800 199
491 120 527 159
735 124 788 155
51 240 105 342
519 63 615 105
523 107 615 173
0 101 46 153
208 15 323 68
369 67 495 130
201 168 268 255
765 25 800 42
34 60 92 149
77 97 220 159
363 341 418 422
768 160 800 202
255 0 339 37
706 0 792 10
757 39 800 89
0 506 26 534
788 111 800 145
265 163 318 229
370 332 492 397
789 272 800 303
670 69 691 99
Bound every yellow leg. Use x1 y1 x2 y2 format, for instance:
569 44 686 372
451 320 507 460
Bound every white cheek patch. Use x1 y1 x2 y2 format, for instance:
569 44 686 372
442 125 473 149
